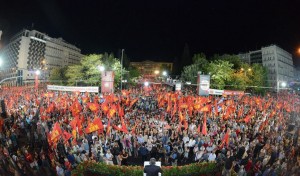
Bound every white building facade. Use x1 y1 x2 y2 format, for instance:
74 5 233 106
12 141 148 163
238 45 294 91
0 29 83 86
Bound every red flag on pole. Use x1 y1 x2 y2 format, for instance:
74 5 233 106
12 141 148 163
219 130 230 148
202 113 207 135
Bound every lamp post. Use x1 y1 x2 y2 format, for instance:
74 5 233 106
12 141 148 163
120 49 124 90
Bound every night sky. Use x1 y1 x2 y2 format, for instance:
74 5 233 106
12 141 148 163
1 0 300 64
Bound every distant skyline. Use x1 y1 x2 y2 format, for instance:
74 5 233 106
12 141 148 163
1 0 300 65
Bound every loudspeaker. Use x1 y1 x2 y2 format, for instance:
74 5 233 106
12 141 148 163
0 100 7 119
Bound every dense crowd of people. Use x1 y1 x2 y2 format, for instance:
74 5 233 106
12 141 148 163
0 85 299 176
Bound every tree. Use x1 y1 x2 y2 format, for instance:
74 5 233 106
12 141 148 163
180 53 209 83
65 54 126 87
248 63 268 94
181 64 200 84
207 60 234 89
227 72 248 90
49 67 67 85
211 54 242 70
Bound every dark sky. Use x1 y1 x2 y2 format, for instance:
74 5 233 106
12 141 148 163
1 0 300 64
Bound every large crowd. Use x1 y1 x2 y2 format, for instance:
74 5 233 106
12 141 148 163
0 85 299 176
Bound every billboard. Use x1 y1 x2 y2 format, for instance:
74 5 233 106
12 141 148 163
197 73 210 96
101 71 114 93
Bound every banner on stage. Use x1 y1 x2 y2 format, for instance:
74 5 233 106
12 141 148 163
47 85 99 92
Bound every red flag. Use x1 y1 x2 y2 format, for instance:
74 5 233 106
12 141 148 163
243 115 251 123
183 120 188 130
50 122 62 141
129 98 138 108
87 102 99 112
93 117 104 130
63 131 72 141
259 119 268 131
101 103 109 113
118 105 125 117
85 122 100 134
69 118 78 130
202 113 207 135
108 108 116 118
219 130 230 148
0 118 3 132
106 120 111 136
200 105 210 112
179 111 184 122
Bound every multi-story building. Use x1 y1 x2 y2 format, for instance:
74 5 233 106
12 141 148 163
130 60 173 78
238 45 294 91
0 29 83 86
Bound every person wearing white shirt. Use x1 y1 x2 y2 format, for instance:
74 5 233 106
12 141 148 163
183 135 189 144
188 137 196 148
105 150 114 165
208 151 216 162
195 150 203 162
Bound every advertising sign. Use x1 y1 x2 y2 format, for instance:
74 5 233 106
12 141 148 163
101 71 114 93
197 74 210 96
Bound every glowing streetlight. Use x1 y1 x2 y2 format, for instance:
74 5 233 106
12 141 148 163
281 82 287 87
162 71 167 76
35 70 40 75
144 82 149 86
98 65 105 72
154 70 160 75
248 68 252 72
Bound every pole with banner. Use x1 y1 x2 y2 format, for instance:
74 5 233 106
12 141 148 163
197 73 210 96
35 70 40 89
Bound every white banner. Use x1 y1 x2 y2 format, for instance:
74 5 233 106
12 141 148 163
47 85 99 93
208 89 224 95
175 83 181 91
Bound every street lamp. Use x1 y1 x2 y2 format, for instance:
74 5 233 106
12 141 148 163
241 67 251 76
154 70 160 75
35 70 40 75
281 82 287 88
144 81 149 86
162 71 167 76
98 65 105 72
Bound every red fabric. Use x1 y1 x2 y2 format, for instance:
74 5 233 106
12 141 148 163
202 114 207 135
